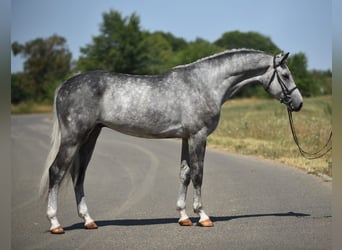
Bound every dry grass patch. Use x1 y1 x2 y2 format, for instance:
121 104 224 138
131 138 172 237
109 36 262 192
208 96 332 177
11 102 53 114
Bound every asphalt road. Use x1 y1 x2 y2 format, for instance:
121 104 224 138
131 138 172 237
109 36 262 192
11 114 331 250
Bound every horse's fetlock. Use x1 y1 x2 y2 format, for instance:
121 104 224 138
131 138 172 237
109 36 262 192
177 200 186 211
47 208 57 219
193 204 202 214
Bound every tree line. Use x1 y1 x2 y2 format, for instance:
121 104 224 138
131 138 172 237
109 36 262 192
11 9 331 104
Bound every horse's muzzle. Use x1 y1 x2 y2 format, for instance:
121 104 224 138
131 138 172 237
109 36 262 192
282 99 302 112
290 101 303 112
280 92 303 112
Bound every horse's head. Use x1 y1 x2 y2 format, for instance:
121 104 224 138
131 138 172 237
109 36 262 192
261 52 303 112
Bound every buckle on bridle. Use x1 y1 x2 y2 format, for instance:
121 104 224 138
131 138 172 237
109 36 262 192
280 94 292 105
280 86 298 105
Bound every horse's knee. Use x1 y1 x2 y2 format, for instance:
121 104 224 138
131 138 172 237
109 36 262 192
180 162 191 185
191 168 203 187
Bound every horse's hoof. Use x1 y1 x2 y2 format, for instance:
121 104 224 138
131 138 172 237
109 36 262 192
178 218 193 226
85 221 98 229
50 226 65 234
198 219 214 227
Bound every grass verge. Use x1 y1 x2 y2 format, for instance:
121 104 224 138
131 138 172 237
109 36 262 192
208 96 332 177
11 101 53 114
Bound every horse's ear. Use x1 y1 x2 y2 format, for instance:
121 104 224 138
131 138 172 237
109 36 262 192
274 52 290 67
280 52 290 64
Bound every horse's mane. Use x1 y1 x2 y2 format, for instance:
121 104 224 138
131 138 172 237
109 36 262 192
172 48 265 70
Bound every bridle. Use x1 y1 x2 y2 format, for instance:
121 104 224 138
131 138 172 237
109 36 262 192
266 55 332 160
265 55 298 108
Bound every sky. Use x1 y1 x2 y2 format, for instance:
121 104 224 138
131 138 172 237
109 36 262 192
11 0 332 73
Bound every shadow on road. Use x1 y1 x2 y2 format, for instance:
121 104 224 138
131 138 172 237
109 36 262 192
212 211 311 222
63 211 310 231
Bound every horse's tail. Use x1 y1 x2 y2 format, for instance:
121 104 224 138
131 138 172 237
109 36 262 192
39 88 61 199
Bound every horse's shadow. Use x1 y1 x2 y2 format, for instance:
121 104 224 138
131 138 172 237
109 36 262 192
63 211 311 231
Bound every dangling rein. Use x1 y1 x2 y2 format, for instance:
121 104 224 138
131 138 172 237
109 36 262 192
287 108 332 159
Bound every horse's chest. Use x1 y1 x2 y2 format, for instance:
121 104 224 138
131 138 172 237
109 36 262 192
182 104 220 135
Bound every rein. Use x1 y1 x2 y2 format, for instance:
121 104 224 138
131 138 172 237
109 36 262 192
287 108 332 159
268 55 332 159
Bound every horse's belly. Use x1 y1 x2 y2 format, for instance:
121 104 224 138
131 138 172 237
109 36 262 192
101 85 185 138
102 120 184 139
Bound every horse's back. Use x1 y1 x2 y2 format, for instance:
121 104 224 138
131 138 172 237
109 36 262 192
55 71 187 138
99 73 187 138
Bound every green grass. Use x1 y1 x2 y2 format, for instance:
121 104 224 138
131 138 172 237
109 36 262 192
11 101 53 114
208 96 332 177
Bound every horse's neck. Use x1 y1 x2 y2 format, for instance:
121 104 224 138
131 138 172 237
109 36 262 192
205 53 272 105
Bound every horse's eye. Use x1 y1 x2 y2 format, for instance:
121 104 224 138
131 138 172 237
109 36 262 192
283 74 289 80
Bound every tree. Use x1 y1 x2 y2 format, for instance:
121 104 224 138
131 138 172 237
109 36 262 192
77 10 147 74
74 9 327 98
12 34 72 102
287 53 321 97
310 70 332 95
173 38 223 66
11 73 33 104
214 31 280 54
140 31 189 74
155 31 188 52
141 32 174 74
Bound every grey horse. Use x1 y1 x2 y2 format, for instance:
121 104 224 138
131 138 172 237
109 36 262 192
39 49 303 234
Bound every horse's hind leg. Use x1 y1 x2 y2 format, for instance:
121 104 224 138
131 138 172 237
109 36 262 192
47 139 80 234
71 125 102 230
176 138 193 226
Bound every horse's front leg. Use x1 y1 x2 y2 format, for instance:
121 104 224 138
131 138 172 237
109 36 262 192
189 131 214 227
177 138 193 226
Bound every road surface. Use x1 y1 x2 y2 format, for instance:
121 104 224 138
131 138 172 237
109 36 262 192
11 114 331 249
